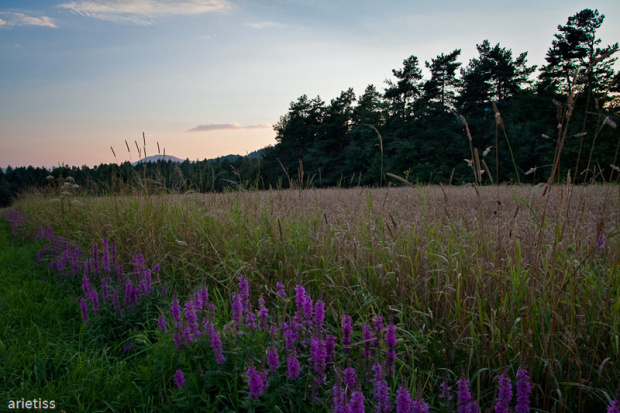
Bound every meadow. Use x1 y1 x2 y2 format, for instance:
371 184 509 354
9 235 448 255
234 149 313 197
1 181 619 412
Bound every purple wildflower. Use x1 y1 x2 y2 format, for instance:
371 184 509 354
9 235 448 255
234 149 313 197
101 277 109 303
184 302 200 335
294 284 307 310
276 281 286 297
209 327 226 364
112 291 122 315
314 300 325 330
598 233 607 251
385 324 397 373
88 289 100 313
495 373 512 413
344 367 356 389
396 386 412 413
373 315 384 336
332 383 347 413
122 344 132 354
310 336 327 381
257 298 269 329
181 326 193 345
342 314 353 348
515 368 532 413
157 314 167 332
412 398 430 413
609 387 620 413
457 376 472 413
232 293 243 325
372 363 391 413
267 347 279 371
246 312 257 329
173 332 182 349
199 287 210 309
349 391 366 413
238 275 250 315
287 352 300 380
80 298 89 323
81 274 91 295
281 320 300 350
247 365 265 398
174 369 185 388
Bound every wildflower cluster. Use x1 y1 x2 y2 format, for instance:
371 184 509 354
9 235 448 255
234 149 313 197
35 226 165 338
164 276 428 411
1 208 27 238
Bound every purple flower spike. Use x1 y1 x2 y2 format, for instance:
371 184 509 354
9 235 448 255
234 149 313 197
396 386 412 413
349 391 365 413
372 363 391 413
157 314 167 332
232 293 243 325
310 336 327 380
515 368 532 413
247 365 265 398
287 352 300 380
170 299 181 323
80 298 89 323
257 298 269 329
457 376 473 413
276 281 286 297
238 275 250 315
314 300 325 330
267 347 279 371
342 314 353 348
174 369 185 388
343 367 356 389
495 373 513 413
412 398 430 413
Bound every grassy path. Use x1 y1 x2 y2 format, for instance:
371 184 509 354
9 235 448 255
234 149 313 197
0 222 160 412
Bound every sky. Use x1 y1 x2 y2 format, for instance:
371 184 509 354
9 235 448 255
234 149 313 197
1 0 619 169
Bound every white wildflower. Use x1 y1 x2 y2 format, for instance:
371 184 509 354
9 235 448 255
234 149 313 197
483 146 492 157
525 167 537 176
464 159 473 167
611 164 620 173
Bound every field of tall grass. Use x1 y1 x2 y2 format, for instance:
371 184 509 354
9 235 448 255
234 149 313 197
2 180 618 412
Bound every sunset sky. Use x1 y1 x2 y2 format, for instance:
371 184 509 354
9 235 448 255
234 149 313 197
1 0 619 169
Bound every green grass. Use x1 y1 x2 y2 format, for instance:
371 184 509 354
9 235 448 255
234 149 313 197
0 221 179 412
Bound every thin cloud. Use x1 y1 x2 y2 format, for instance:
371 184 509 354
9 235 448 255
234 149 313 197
58 0 231 25
0 12 57 28
188 123 272 132
245 21 287 29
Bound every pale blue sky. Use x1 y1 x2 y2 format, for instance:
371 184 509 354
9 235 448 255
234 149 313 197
1 0 619 168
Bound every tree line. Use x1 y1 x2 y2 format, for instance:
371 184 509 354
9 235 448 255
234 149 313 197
1 8 619 207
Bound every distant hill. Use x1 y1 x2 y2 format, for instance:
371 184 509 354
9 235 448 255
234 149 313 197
131 154 186 166
131 148 266 166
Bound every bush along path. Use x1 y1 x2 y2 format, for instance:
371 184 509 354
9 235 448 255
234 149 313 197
2 208 620 412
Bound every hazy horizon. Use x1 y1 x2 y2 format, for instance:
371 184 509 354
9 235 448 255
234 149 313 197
2 0 619 169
